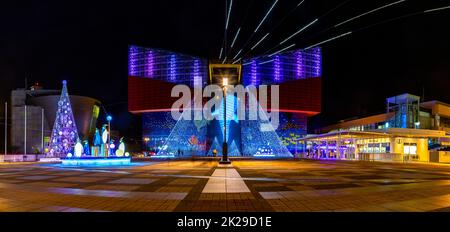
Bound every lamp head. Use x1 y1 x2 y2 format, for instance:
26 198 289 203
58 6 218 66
222 77 228 86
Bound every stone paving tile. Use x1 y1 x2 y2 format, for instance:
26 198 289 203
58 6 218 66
84 172 127 177
168 178 199 185
55 177 108 183
0 179 26 184
24 181 77 188
2 160 450 211
84 185 141 191
108 178 157 185
19 175 56 180
156 186 193 192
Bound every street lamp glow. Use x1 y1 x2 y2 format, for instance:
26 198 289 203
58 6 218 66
222 78 228 86
106 115 112 121
415 121 421 128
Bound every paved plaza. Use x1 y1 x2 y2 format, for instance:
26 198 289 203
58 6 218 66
1 159 450 212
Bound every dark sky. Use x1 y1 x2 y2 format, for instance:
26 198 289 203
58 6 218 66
1 0 449 136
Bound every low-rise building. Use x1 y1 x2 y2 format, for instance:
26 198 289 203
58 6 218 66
301 93 450 163
4 83 101 161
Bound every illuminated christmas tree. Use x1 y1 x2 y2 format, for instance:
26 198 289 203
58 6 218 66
48 80 79 157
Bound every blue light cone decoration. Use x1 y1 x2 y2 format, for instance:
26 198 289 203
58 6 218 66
155 100 206 157
47 80 79 158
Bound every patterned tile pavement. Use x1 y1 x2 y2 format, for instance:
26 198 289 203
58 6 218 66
1 159 450 212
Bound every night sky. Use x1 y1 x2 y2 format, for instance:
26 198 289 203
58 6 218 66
1 0 449 137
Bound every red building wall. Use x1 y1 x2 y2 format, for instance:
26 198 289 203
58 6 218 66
128 76 321 116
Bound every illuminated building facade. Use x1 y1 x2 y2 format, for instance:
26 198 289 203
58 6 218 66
128 46 208 86
241 47 321 86
128 45 322 157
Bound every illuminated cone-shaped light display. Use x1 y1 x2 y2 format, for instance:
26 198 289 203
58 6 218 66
48 80 79 157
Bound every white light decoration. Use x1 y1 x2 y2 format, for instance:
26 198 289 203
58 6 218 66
115 138 126 157
74 140 83 157
125 152 130 157
102 128 108 144
67 153 72 158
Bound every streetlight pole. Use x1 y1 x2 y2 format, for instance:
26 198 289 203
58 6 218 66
4 102 7 158
106 115 112 156
24 105 27 157
220 78 230 164
41 108 44 153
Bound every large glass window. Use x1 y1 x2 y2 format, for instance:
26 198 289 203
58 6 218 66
403 143 417 154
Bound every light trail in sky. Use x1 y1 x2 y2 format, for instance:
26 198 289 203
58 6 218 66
232 49 243 60
225 0 233 30
219 47 223 59
334 0 406 28
304 31 352 50
230 27 241 48
268 43 296 57
279 19 318 45
254 0 279 33
251 33 270 50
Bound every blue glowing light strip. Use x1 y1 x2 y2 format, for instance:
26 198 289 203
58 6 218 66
193 59 201 86
61 158 131 166
217 94 236 141
128 46 140 76
145 49 154 77
152 155 175 158
313 47 321 76
274 55 281 82
295 50 303 79
254 0 279 32
253 154 276 157
251 60 257 85
169 54 176 81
